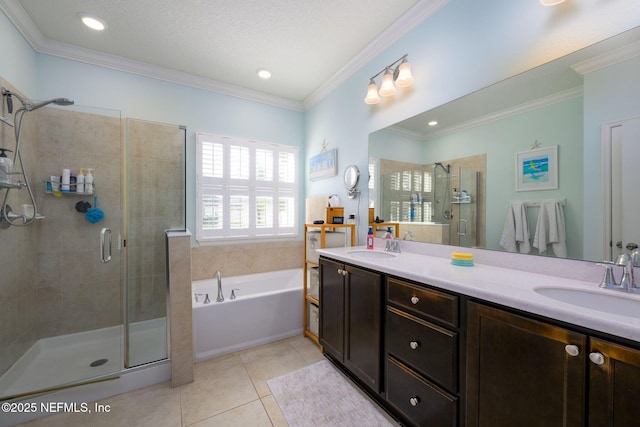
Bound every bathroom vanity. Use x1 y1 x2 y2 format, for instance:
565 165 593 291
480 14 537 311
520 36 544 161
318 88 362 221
318 245 640 427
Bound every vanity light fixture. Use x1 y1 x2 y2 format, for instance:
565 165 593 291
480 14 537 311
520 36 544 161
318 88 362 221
78 12 107 31
364 54 414 105
540 0 566 5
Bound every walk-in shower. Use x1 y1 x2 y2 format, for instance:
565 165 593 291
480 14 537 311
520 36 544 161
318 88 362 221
0 86 185 409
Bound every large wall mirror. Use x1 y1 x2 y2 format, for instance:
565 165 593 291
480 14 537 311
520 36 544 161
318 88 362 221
369 26 640 264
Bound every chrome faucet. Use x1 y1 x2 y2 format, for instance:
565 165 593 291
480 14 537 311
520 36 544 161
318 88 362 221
215 270 224 302
194 293 211 304
615 249 639 292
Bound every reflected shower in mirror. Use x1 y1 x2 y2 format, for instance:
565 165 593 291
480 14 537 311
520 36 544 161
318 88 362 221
369 26 640 263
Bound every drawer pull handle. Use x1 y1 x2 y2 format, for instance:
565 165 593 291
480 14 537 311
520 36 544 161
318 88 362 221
409 341 419 350
410 296 419 305
589 352 605 365
409 396 420 407
565 344 580 357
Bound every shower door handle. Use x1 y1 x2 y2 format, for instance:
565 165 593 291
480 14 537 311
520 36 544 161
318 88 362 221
100 227 112 263
457 219 468 236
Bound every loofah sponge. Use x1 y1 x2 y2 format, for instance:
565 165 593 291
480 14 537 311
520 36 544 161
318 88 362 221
85 196 104 224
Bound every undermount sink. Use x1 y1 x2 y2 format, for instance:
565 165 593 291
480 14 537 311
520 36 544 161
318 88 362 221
534 287 640 319
347 250 398 259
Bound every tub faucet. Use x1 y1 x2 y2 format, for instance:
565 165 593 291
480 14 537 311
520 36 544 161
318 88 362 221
215 270 224 302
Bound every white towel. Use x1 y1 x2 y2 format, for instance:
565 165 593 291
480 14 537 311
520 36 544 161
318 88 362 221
499 202 531 254
533 200 567 258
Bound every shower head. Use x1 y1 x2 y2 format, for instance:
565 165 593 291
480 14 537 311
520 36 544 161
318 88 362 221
434 162 451 174
0 89 74 113
25 98 74 112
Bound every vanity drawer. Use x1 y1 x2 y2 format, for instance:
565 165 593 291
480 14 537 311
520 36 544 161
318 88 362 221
386 356 457 427
386 306 458 391
387 277 459 328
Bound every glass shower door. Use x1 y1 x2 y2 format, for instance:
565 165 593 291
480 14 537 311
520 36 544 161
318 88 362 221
125 119 185 367
453 167 478 248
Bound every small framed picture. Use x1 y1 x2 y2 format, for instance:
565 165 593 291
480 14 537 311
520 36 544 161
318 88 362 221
332 216 344 224
515 145 558 191
309 149 338 181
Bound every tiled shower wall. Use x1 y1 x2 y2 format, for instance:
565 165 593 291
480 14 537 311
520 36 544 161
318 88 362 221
0 79 38 375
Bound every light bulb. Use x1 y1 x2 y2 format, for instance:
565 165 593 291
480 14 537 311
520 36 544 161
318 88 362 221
395 61 414 88
364 80 380 104
378 69 396 97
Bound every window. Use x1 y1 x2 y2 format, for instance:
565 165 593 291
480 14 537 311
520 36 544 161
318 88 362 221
196 133 298 241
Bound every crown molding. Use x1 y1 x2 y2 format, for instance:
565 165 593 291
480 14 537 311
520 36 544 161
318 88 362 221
302 0 450 109
571 39 640 75
1 0 448 112
0 0 304 111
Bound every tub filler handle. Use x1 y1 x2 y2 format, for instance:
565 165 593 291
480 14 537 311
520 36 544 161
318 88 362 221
194 293 211 304
230 288 240 300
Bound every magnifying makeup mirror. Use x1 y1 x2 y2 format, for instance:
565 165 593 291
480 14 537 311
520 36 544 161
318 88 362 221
344 165 360 199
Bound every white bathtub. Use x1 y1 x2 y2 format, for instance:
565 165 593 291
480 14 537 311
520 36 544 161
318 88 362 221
192 268 304 362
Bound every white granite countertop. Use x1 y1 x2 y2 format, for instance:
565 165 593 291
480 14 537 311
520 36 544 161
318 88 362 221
317 245 640 343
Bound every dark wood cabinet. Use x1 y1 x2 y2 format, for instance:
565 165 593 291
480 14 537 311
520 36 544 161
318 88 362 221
386 277 461 426
319 258 383 393
466 302 587 427
319 258 345 361
588 337 640 427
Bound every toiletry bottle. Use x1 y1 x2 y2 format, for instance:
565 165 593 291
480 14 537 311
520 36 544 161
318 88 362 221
0 148 13 185
77 168 85 194
384 226 393 251
70 172 77 192
61 168 71 192
85 168 94 194
367 226 374 250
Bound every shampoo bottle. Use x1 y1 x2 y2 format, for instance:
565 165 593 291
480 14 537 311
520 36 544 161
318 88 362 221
77 168 85 194
61 168 70 192
367 226 374 250
85 168 94 194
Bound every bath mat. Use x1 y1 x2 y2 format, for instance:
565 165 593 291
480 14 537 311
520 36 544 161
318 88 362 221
267 359 397 427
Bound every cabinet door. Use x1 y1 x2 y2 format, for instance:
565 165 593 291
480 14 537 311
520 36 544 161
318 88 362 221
319 258 345 362
344 265 383 393
466 302 586 427
589 338 640 427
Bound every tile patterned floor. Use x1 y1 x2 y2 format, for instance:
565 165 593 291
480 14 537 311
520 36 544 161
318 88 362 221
18 336 325 427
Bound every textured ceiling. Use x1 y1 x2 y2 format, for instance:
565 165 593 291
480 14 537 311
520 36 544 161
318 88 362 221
3 0 442 109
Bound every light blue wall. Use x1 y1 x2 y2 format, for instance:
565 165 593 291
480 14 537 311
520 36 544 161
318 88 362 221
582 56 640 260
0 11 37 94
424 98 584 257
304 0 640 244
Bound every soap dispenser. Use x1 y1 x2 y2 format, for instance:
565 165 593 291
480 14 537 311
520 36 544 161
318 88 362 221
0 148 13 185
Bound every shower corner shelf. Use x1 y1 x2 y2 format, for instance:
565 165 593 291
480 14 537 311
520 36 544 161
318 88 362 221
452 200 471 204
45 190 95 196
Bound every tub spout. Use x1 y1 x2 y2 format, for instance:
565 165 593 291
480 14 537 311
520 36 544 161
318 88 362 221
215 270 224 302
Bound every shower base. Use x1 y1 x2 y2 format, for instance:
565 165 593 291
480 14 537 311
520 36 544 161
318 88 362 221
0 317 167 400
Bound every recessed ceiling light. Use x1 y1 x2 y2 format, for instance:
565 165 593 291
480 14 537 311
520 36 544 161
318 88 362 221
257 68 272 79
78 12 107 31
540 0 566 5
428 121 438 126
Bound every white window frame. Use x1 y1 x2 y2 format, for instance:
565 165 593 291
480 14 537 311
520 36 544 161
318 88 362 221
196 133 298 242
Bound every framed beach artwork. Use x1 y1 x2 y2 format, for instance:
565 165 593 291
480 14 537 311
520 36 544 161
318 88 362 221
515 145 558 191
309 149 338 181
